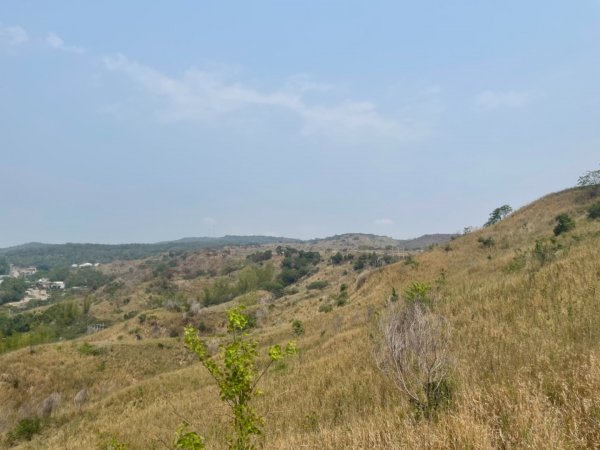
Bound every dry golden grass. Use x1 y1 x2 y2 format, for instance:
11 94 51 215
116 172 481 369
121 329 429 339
2 186 600 449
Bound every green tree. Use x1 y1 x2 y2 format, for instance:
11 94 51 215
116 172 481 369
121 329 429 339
484 204 513 227
587 201 600 220
0 277 28 305
0 257 9 275
553 213 576 236
577 166 600 186
182 307 297 449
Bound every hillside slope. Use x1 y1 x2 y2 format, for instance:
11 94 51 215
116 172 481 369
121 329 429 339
1 186 600 449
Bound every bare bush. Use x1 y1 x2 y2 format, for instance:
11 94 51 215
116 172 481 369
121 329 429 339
189 301 203 315
375 302 453 416
39 392 61 418
74 388 88 411
355 271 369 290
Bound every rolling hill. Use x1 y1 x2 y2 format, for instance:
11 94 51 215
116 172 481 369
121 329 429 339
1 186 600 448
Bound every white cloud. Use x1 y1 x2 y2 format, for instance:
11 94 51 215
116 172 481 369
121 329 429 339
475 90 533 110
102 54 425 143
0 26 28 45
46 32 85 54
374 218 395 225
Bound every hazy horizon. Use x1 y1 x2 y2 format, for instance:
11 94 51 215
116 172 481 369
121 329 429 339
2 1 599 248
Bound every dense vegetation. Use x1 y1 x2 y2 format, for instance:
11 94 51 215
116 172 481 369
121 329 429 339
0 236 300 268
0 300 94 353
0 277 28 305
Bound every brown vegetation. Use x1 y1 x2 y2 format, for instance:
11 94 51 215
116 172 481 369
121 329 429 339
1 186 600 448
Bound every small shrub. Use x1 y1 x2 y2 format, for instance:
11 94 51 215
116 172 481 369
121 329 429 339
103 437 128 450
174 424 205 449
477 236 495 248
587 201 600 219
553 213 575 236
404 255 419 270
78 342 103 356
532 237 563 266
307 280 328 290
197 321 209 333
404 281 431 305
389 287 399 303
335 295 348 307
291 319 305 336
123 310 138 320
319 303 333 313
8 417 41 442
504 250 527 273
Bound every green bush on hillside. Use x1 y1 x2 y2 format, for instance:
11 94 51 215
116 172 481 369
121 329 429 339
587 201 600 219
553 213 575 236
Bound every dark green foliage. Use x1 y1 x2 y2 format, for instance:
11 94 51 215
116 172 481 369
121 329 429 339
477 237 495 248
588 201 600 219
553 213 575 236
0 257 9 275
123 310 138 320
577 166 600 186
335 284 349 307
0 301 95 353
202 265 276 307
48 265 70 282
7 417 41 443
353 252 398 272
277 249 321 286
78 342 103 356
0 277 27 304
246 250 272 263
0 237 300 269
292 319 304 336
484 204 513 227
307 280 328 290
66 267 112 290
330 252 343 265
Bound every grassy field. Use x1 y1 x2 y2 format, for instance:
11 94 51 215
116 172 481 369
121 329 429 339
1 186 600 449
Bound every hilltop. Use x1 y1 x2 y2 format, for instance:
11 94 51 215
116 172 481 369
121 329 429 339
1 186 600 448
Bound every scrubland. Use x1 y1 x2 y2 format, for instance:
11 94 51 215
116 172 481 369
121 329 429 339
2 186 600 449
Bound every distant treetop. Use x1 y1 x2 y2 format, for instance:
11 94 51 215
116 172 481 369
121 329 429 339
577 165 600 187
484 204 513 227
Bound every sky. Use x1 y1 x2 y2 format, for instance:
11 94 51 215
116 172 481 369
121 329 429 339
1 1 599 247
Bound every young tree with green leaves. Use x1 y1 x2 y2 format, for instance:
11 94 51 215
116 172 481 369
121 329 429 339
179 307 297 450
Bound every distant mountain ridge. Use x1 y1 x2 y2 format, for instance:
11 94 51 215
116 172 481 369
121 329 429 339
0 233 454 268
308 232 457 250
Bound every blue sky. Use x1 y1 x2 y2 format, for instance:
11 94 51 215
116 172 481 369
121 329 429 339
1 1 599 246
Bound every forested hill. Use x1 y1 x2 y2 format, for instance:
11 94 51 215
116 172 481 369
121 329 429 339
0 233 456 268
0 236 301 268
